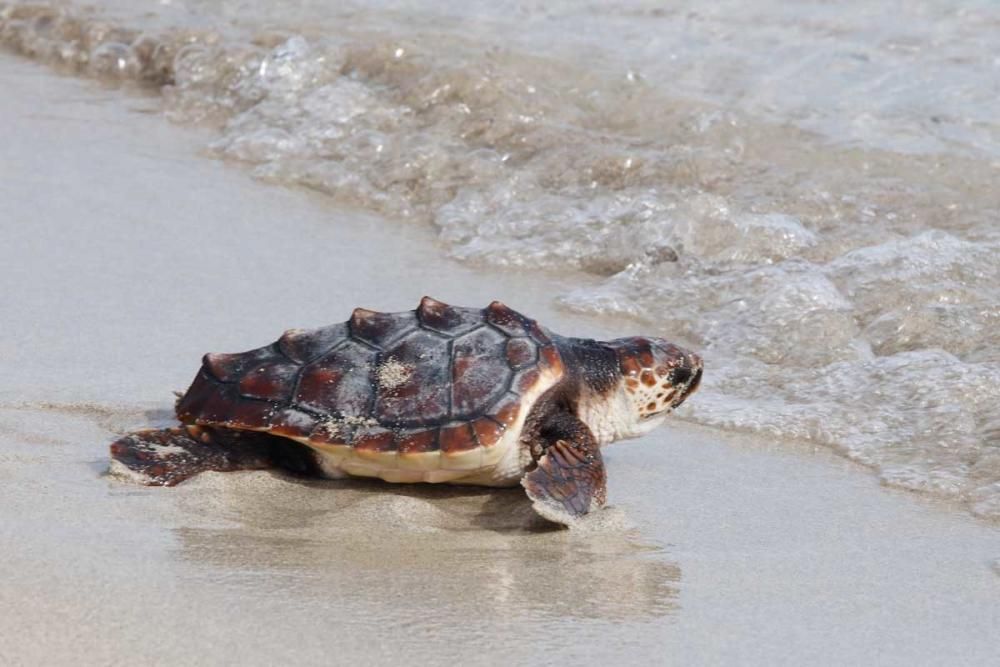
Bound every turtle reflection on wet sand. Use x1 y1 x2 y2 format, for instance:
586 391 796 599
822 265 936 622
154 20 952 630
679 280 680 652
110 298 702 525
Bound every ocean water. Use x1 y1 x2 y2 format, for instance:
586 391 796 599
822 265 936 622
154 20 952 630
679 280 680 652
3 0 999 519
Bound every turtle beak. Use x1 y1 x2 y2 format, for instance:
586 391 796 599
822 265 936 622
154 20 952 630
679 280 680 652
671 353 703 407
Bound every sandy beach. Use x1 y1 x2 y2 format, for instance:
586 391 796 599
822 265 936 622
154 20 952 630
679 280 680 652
2 53 1000 666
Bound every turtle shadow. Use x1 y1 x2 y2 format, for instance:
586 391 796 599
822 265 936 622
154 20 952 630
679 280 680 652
272 472 559 534
469 485 563 533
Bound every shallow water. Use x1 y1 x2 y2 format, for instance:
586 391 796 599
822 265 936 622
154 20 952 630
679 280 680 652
2 0 1000 520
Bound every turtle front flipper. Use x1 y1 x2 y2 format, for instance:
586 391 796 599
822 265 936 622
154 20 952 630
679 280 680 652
108 426 318 486
521 414 607 526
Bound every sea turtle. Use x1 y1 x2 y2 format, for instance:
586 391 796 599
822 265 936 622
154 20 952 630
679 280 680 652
110 298 702 525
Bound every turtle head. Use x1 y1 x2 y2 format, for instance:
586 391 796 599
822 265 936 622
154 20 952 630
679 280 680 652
602 337 703 440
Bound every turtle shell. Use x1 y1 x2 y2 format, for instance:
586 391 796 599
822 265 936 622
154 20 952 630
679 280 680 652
175 298 566 478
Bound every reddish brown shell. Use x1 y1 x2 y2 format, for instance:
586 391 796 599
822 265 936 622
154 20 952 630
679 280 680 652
175 297 563 461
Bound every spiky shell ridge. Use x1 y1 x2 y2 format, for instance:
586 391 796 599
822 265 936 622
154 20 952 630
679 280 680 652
175 298 565 475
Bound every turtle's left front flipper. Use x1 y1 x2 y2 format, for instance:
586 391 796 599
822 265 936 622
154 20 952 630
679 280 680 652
521 413 607 526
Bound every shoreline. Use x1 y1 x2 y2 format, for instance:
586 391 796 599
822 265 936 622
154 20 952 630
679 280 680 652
2 54 1000 665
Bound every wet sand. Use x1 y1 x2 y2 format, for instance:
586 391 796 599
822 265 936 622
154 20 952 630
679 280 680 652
2 55 1000 665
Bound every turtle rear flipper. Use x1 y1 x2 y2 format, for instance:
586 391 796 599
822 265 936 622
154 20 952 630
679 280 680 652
522 414 607 526
108 426 319 486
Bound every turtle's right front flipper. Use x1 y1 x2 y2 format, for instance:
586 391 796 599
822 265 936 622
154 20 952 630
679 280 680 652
521 412 607 526
108 425 318 486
